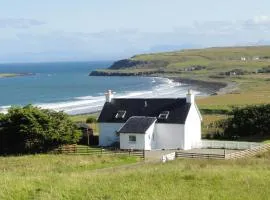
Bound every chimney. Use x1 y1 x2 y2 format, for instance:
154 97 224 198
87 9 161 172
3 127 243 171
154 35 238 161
186 89 195 104
144 100 148 108
105 90 113 103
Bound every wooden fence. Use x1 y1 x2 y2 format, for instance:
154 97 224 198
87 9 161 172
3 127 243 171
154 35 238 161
176 143 270 160
51 145 145 159
192 140 261 150
176 152 225 159
225 143 270 159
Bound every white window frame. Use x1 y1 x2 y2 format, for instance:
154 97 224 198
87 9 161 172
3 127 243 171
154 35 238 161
158 111 170 119
115 110 126 119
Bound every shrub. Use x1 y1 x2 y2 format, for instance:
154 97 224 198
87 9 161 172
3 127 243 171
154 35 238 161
214 104 270 139
258 66 270 73
0 105 81 154
86 116 97 123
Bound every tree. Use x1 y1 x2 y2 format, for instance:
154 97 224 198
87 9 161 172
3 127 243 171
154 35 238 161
216 104 270 139
0 105 81 154
86 116 97 123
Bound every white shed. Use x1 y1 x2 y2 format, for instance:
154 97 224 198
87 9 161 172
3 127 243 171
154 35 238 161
118 116 157 150
98 90 202 150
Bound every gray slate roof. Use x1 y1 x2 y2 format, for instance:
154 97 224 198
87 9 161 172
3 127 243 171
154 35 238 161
118 116 157 134
98 98 191 124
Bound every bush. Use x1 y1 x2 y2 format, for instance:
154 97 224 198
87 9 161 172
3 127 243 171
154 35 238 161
258 66 270 73
86 116 97 123
215 104 270 139
0 105 81 154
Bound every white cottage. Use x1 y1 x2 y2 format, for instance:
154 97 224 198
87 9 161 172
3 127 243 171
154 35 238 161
98 90 202 150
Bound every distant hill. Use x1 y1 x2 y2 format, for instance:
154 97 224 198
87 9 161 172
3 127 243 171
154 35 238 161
90 45 270 79
90 45 270 111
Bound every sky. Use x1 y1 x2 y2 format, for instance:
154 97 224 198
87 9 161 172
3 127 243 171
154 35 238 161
0 0 270 62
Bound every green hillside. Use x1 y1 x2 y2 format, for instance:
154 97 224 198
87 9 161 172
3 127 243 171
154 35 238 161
101 45 270 79
133 46 270 77
91 46 270 110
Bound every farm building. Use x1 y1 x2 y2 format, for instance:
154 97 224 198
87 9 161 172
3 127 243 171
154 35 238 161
98 90 202 150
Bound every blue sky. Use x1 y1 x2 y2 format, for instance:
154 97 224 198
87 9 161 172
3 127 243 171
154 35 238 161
0 0 270 62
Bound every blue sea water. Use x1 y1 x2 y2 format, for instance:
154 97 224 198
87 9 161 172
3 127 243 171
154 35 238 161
0 61 199 114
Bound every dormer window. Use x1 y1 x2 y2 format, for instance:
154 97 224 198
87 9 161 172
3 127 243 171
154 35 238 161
115 110 126 119
158 111 169 119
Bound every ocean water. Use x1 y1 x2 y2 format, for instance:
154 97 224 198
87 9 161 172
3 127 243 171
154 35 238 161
0 61 203 115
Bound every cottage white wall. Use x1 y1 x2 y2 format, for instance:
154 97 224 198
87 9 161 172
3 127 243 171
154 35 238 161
120 133 146 150
99 123 124 146
154 124 185 150
120 122 155 150
144 122 155 150
184 104 202 150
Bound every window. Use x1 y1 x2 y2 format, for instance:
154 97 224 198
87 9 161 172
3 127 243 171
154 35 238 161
129 135 136 142
115 110 126 119
158 111 170 119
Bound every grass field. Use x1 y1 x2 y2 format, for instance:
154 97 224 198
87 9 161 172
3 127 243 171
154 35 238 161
69 114 99 133
0 154 138 200
1 152 270 199
69 113 98 123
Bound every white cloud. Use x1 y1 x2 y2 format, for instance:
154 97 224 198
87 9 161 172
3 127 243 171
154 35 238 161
251 16 270 25
243 15 270 30
0 18 46 29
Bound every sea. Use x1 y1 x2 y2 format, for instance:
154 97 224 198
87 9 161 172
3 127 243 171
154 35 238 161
0 61 205 115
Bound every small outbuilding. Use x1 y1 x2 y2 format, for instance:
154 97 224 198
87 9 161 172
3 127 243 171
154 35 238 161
118 116 157 150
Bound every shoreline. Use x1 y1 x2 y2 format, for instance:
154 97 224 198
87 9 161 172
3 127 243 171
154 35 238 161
1 75 236 116
89 71 237 96
168 77 238 95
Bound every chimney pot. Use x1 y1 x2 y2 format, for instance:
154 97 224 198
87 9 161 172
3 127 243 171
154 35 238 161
105 90 113 103
144 100 148 107
186 89 195 104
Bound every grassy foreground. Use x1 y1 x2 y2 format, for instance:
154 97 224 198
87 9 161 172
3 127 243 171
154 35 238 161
1 153 270 199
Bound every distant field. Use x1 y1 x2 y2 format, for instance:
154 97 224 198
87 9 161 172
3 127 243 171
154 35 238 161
1 152 270 199
0 73 19 78
69 113 99 133
69 113 98 123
